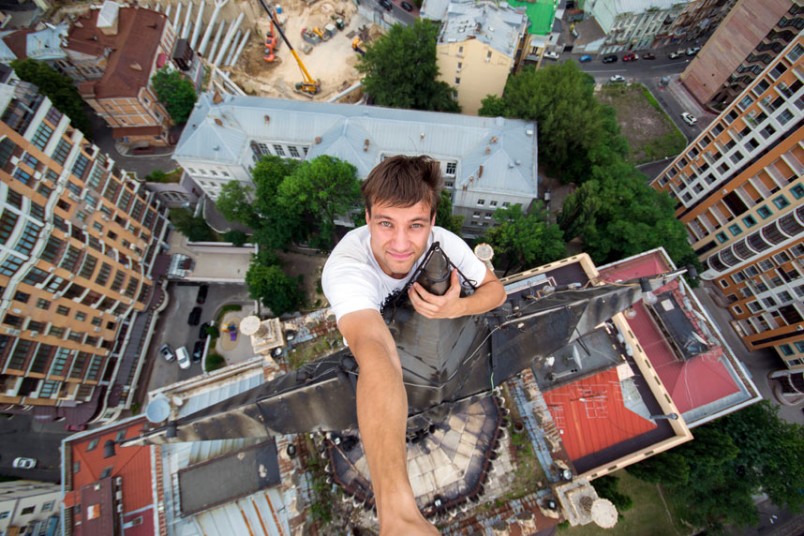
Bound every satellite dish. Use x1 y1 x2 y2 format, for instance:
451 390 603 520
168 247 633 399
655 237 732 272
145 396 171 423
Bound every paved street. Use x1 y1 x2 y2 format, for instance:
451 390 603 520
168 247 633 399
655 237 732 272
0 414 68 483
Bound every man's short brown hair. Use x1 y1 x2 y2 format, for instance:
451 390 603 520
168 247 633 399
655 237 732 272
362 155 442 218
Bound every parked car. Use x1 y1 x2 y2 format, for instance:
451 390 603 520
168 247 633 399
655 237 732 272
642 52 656 60
198 321 210 340
543 50 560 60
187 307 202 326
176 346 191 369
622 52 638 62
609 74 626 83
379 0 392 10
578 54 592 63
681 112 698 126
196 284 209 305
400 1 414 11
192 341 204 362
159 343 175 362
668 50 684 59
602 54 618 63
686 46 701 56
13 457 37 469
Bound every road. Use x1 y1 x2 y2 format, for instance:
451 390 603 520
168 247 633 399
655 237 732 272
0 414 68 483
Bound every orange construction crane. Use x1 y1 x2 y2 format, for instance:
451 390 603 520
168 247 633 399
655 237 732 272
258 0 320 96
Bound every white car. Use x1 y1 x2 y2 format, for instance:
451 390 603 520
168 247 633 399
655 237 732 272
13 457 37 469
681 112 698 126
176 346 191 370
543 51 560 60
609 74 625 83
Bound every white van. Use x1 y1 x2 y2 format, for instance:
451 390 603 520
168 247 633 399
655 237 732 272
176 346 191 369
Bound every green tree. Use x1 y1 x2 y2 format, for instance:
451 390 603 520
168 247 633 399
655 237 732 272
479 62 618 182
628 402 804 531
151 68 197 124
245 263 303 316
11 59 91 135
592 475 633 512
169 207 215 242
216 181 257 227
223 229 248 246
435 190 464 235
357 20 460 112
483 203 566 274
277 155 361 250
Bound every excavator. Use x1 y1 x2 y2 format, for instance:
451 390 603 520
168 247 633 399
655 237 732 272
258 0 320 96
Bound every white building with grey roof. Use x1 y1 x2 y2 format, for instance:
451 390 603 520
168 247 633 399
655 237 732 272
586 0 691 53
173 93 539 237
435 1 529 114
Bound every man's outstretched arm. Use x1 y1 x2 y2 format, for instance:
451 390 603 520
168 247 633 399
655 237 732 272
338 309 439 535
409 268 506 319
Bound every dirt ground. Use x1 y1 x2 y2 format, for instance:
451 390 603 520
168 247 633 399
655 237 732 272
226 0 374 100
596 84 685 164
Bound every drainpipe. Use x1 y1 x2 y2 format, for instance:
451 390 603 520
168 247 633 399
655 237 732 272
229 29 250 67
198 0 228 57
208 20 227 64
213 11 243 66
191 0 205 49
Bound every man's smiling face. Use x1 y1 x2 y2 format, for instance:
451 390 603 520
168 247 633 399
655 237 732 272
366 201 434 279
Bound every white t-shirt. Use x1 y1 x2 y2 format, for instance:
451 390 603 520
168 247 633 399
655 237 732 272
322 226 488 321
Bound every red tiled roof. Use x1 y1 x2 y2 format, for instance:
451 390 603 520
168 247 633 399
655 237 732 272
2 29 34 60
66 7 167 98
543 368 658 461
597 251 740 414
68 417 154 530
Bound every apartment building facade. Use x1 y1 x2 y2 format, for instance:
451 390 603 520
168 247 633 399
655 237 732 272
0 75 170 420
435 1 528 115
586 0 690 53
0 480 60 535
681 0 802 110
651 36 803 371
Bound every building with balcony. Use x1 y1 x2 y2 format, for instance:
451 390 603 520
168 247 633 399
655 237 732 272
651 35 803 372
586 0 690 53
681 0 802 110
0 480 60 535
0 72 171 424
435 1 529 115
65 1 177 149
173 94 539 238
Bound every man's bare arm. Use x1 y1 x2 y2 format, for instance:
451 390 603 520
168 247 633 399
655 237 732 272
408 268 506 319
338 309 438 535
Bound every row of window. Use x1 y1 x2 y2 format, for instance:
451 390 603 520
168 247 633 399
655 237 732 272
0 500 56 519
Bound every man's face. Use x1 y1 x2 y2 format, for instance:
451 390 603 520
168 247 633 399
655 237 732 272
366 201 434 279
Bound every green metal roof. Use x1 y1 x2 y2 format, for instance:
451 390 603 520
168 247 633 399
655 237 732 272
507 0 556 35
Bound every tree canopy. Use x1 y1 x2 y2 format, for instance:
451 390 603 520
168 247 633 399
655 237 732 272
151 68 197 124
483 203 566 274
435 190 464 235
11 58 91 136
245 264 303 316
479 62 623 183
627 401 804 531
357 20 460 112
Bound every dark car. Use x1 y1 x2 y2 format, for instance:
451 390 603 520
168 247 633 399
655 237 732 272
188 306 202 326
196 284 209 305
379 0 392 10
642 52 656 60
198 321 209 339
602 54 618 63
400 1 414 11
192 340 204 362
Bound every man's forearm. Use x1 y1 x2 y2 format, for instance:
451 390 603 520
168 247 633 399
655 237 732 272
460 277 506 316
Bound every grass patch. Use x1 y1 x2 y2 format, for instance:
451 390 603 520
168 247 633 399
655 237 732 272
287 332 344 369
561 471 689 536
204 353 226 372
597 84 687 164
145 168 183 183
215 304 243 325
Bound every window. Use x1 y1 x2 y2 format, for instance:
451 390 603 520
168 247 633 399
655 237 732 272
455 77 461 85
759 259 774 272
757 205 772 218
75 311 87 321
742 215 757 227
56 305 70 315
716 232 728 243
42 500 55 512
36 298 50 310
772 195 789 209
728 223 742 236
87 438 99 451
777 109 794 125
0 511 9 520
477 199 485 205
14 291 30 303
780 344 794 356
100 467 113 479
273 144 285 156
20 505 35 515
753 78 770 96
32 123 53 150
445 162 456 175
738 95 754 109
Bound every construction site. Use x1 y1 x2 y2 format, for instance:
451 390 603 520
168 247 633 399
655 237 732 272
122 0 379 101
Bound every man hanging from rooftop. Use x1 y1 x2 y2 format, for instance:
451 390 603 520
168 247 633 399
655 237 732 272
322 155 506 534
